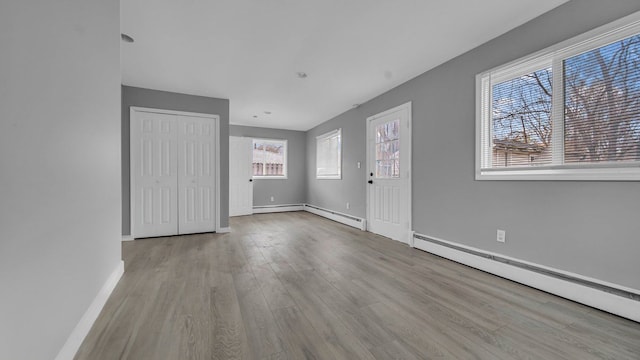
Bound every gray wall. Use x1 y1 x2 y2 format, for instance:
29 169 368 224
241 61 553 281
306 0 640 291
0 1 122 359
230 125 306 206
122 86 230 234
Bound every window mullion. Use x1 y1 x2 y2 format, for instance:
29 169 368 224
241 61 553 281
551 57 564 166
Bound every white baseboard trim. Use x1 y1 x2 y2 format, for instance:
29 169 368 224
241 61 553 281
217 227 231 233
253 204 305 214
121 235 134 242
413 233 640 322
303 204 366 231
55 260 125 360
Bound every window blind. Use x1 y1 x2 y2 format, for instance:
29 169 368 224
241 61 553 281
316 129 341 179
563 34 640 164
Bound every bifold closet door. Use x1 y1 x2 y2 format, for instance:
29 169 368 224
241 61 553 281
177 116 216 234
131 109 217 239
131 111 179 238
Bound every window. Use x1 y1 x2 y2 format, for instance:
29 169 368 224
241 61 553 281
375 119 400 178
252 138 287 178
316 128 342 179
477 13 640 180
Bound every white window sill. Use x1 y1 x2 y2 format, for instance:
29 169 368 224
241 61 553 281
476 166 640 181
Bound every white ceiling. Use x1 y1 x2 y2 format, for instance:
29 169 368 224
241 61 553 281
121 0 567 131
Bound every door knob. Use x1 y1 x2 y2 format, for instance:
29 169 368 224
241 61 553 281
368 180 373 184
249 179 253 182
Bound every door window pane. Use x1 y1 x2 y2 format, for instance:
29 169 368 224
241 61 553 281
375 119 400 178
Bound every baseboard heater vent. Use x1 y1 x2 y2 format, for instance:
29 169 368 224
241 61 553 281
304 204 362 222
252 204 304 214
303 204 367 231
414 234 640 302
254 204 301 209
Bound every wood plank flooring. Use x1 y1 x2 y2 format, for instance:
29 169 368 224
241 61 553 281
75 212 640 359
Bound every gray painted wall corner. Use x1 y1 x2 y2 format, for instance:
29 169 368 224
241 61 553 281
230 125 307 206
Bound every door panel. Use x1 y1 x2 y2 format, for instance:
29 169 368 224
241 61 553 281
202 187 212 220
229 136 254 216
177 116 216 234
131 112 178 238
367 103 411 243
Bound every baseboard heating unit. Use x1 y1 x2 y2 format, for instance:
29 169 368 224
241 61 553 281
303 204 367 231
413 233 640 322
252 204 305 214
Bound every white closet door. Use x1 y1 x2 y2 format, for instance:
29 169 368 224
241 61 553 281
177 116 216 234
131 111 178 238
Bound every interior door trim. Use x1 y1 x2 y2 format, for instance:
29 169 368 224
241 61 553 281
130 106 221 238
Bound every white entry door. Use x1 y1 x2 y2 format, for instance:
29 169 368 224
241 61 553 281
229 136 253 216
131 108 219 238
366 102 412 243
131 111 179 238
177 116 217 234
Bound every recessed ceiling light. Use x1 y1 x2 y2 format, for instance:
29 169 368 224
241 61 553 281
264 111 272 115
296 72 308 79
121 33 134 43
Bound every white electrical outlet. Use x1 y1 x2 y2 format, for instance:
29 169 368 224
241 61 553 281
357 162 361 169
346 202 350 209
497 229 506 243
270 196 275 202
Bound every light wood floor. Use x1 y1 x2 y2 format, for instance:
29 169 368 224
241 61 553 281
76 212 640 360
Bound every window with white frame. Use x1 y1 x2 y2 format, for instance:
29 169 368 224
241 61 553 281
316 128 342 179
252 138 287 178
477 13 640 180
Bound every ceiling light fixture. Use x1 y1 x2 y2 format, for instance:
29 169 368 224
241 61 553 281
121 33 134 43
296 72 308 79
